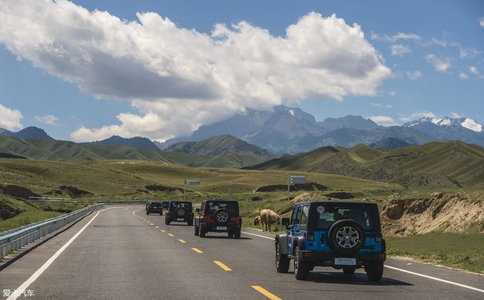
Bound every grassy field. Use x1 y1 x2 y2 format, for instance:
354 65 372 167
1 158 483 274
386 233 484 274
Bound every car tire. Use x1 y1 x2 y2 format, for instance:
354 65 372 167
194 226 199 236
165 218 170 225
294 246 310 280
188 219 193 226
327 219 365 255
228 231 234 238
146 211 149 215
213 209 231 225
200 228 206 238
176 207 186 217
365 261 384 282
275 241 290 273
234 229 241 239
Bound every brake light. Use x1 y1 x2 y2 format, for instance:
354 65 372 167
307 231 314 241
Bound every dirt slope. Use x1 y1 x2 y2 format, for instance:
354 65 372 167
381 192 484 236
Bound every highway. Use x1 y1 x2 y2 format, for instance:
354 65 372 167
0 206 483 300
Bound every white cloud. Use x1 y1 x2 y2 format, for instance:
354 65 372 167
406 71 422 80
391 44 411 56
459 72 468 80
480 17 484 27
371 102 393 109
371 32 420 43
425 54 451 72
0 1 392 142
0 104 23 130
399 111 436 122
460 47 480 58
369 115 397 126
469 66 479 75
35 115 58 125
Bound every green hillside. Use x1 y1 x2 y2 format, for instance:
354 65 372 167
247 141 484 191
0 135 271 168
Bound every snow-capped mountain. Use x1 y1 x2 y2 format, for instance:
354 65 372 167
405 117 483 133
402 117 484 145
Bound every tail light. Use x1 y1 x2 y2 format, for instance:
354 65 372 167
307 231 314 241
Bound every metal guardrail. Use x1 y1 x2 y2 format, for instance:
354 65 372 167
0 203 105 258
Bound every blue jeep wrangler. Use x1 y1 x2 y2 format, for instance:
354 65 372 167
275 201 386 281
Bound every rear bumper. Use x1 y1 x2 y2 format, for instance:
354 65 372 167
200 224 241 232
296 251 386 264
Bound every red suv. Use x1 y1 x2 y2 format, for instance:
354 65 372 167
194 199 242 239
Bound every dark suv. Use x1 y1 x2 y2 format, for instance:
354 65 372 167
146 202 163 215
194 199 242 238
275 201 386 281
165 201 194 225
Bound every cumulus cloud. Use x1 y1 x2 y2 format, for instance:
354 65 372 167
391 44 411 56
0 0 391 142
399 111 436 122
425 54 451 72
368 115 397 126
480 17 484 27
0 104 23 130
35 115 59 125
406 71 422 80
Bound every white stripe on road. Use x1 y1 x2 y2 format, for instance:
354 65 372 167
242 231 274 240
243 230 484 294
7 210 104 300
385 265 484 294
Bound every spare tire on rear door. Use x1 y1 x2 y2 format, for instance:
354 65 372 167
327 219 365 255
213 209 231 225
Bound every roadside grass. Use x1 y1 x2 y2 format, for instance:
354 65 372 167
386 232 484 274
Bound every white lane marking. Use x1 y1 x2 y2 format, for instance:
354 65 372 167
385 265 484 294
7 210 104 300
244 230 484 294
242 231 274 240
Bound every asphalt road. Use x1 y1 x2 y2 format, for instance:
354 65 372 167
0 206 483 300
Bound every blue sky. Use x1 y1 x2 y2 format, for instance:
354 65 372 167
0 0 483 142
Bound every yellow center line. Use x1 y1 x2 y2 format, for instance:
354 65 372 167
192 248 203 254
214 261 231 271
150 223 154 226
178 239 186 243
160 229 166 233
168 233 174 237
252 286 282 300
155 226 159 228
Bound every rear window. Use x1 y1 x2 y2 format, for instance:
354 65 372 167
171 202 192 208
314 204 374 230
204 201 239 214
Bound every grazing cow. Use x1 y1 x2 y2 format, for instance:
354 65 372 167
254 215 261 226
260 209 280 232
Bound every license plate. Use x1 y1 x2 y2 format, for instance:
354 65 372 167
176 218 184 221
334 258 356 266
216 226 227 230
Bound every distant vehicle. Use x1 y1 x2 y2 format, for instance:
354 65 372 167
194 199 242 238
161 201 169 209
165 201 193 225
275 201 386 281
146 202 163 215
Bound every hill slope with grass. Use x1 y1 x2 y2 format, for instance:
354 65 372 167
246 141 484 191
